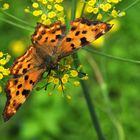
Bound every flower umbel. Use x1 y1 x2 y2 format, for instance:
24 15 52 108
83 0 126 20
25 0 65 25
0 51 10 93
38 56 88 96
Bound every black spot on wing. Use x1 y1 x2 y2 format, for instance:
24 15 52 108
24 75 29 81
56 28 60 31
22 89 30 97
17 84 22 89
70 44 76 50
81 18 91 26
30 80 35 85
16 91 19 95
28 64 31 68
45 37 48 42
75 31 80 36
80 37 89 46
66 38 72 42
82 30 87 34
22 68 27 74
41 30 46 35
56 34 61 39
80 18 99 26
71 26 77 31
51 39 55 42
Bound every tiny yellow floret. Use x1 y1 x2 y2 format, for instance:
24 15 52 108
119 11 126 17
70 70 78 77
48 11 56 18
56 0 63 3
41 14 47 20
32 2 39 8
58 17 65 24
87 6 94 13
33 10 43 16
81 75 89 80
66 95 72 100
47 76 54 83
2 68 10 76
0 73 3 80
24 8 30 13
0 52 3 58
74 81 80 87
55 4 64 11
63 74 69 79
53 78 59 84
0 59 7 65
97 13 103 20
93 8 99 14
57 85 65 92
42 19 52 25
48 0 53 2
62 77 68 84
42 0 48 5
0 66 4 72
111 9 118 18
87 0 96 6
47 5 52 10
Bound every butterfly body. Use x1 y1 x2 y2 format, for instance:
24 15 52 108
3 18 112 121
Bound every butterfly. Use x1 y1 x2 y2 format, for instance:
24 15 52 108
3 18 112 121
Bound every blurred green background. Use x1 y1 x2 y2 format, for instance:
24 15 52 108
0 0 140 140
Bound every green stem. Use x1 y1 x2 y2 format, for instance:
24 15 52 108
0 17 34 31
74 54 106 140
85 47 140 65
80 2 86 17
71 0 77 20
71 1 105 139
87 56 125 140
123 0 140 12
0 9 34 28
81 80 106 140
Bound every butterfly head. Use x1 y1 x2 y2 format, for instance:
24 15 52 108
94 22 112 40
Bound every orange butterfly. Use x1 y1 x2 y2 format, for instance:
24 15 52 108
3 18 112 121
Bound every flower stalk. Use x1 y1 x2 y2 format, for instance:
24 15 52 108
71 1 105 139
0 17 34 31
0 8 34 28
85 47 140 65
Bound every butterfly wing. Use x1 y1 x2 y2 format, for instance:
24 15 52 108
3 47 46 121
11 46 44 76
32 22 66 57
58 18 112 58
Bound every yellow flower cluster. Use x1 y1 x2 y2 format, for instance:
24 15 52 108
24 0 65 25
0 51 11 93
85 0 126 20
44 57 88 97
